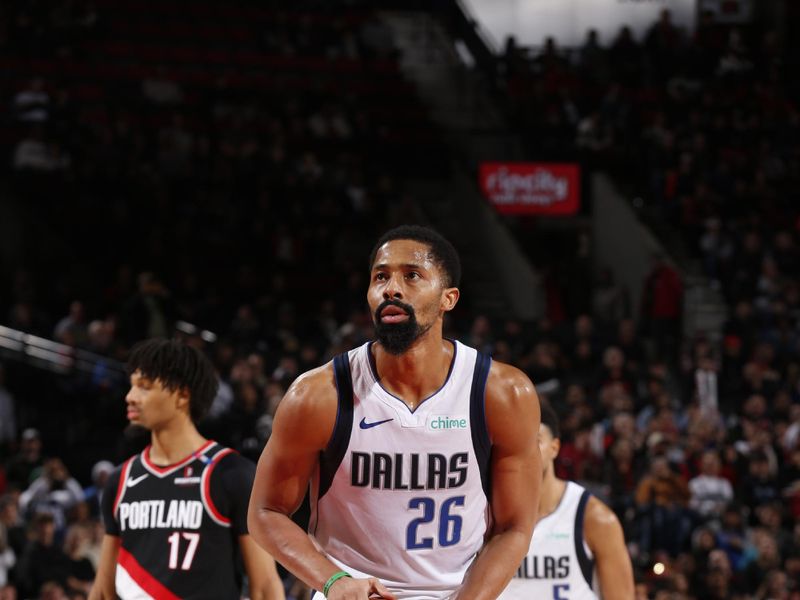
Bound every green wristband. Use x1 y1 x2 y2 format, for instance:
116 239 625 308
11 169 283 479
323 571 351 597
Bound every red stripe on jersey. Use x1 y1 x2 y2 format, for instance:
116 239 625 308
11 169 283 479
113 458 134 517
118 546 181 600
142 440 216 476
202 448 235 525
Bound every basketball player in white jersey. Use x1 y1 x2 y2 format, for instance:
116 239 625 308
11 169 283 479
248 225 542 600
499 402 634 600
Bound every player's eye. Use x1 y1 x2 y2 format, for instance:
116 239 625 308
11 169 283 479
406 271 420 280
374 272 387 281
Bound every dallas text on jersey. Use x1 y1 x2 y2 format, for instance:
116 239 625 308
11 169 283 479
516 555 571 580
350 452 469 490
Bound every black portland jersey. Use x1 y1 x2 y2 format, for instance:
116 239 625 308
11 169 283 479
101 441 255 600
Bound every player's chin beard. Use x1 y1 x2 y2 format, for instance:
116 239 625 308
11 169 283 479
374 300 429 356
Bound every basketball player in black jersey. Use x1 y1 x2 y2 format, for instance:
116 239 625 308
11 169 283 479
89 338 284 600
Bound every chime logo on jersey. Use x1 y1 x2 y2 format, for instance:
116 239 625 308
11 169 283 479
118 500 204 531
428 415 468 430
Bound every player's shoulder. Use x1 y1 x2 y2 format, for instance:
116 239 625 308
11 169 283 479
209 445 253 471
101 455 139 493
271 362 339 450
280 361 337 413
205 445 256 497
484 358 538 406
583 494 623 538
481 358 539 444
584 494 618 522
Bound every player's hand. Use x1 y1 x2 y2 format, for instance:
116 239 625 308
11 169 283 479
327 576 396 599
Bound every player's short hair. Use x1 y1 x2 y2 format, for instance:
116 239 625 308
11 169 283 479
127 338 218 423
540 401 561 440
369 225 461 288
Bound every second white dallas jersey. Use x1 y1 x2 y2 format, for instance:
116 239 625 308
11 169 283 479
309 340 492 600
499 481 597 600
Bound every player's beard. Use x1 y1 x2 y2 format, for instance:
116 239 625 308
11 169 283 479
373 299 430 355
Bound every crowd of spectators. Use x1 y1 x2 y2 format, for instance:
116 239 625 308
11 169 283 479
0 3 798 600
498 8 800 599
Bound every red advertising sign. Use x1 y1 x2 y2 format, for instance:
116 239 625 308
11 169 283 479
480 162 580 215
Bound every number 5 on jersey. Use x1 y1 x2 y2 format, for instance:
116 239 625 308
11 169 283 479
167 532 200 570
406 495 464 550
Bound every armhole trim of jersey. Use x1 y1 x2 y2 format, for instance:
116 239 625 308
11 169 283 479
113 457 135 519
318 352 354 502
575 489 594 588
200 448 235 527
469 351 492 499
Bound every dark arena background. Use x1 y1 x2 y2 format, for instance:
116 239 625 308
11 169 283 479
1 0 799 598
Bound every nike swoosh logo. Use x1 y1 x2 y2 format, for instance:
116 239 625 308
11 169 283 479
359 417 394 429
127 474 149 488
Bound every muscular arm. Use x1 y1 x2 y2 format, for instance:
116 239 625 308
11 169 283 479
87 535 120 600
239 535 285 600
247 365 393 600
455 362 541 600
583 497 635 600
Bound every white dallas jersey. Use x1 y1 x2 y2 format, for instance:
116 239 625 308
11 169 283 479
309 341 492 600
500 482 597 600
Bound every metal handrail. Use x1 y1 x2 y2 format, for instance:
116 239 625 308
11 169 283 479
0 325 126 375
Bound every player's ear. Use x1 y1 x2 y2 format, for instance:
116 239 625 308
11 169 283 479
551 437 561 458
175 387 191 412
441 286 459 312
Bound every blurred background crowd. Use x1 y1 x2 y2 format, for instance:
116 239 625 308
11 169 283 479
0 0 798 599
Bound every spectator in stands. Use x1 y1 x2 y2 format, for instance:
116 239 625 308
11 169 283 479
118 272 177 344
62 526 94 597
603 436 641 519
0 496 24 563
688 450 733 521
5 430 43 492
156 114 196 180
0 366 15 452
0 519 14 591
12 78 50 123
81 462 112 520
12 126 70 172
141 65 184 105
741 450 781 511
608 25 642 85
644 9 685 78
16 513 70 598
592 267 629 325
640 254 683 362
635 455 691 557
19 459 83 534
53 301 87 347
37 580 68 600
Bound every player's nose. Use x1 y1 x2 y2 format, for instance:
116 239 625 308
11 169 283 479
382 274 403 299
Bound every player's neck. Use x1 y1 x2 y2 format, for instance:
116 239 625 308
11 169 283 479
538 474 566 521
148 418 207 466
373 332 453 408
